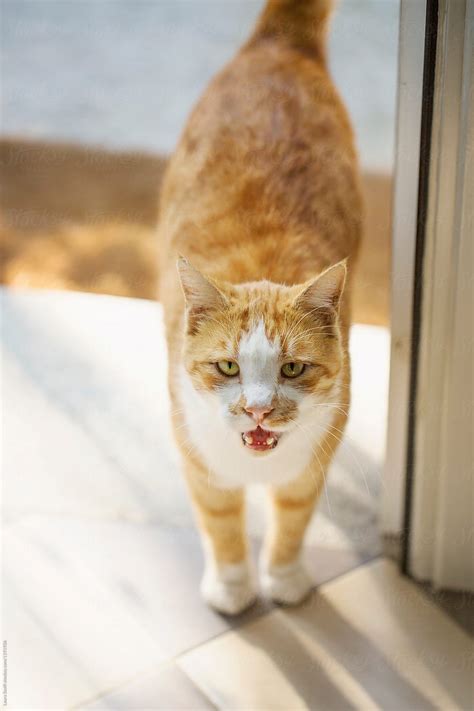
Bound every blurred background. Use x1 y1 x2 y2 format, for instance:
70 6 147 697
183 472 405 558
1 0 397 324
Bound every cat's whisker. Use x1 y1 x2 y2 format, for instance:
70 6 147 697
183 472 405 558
173 421 190 433
283 307 321 346
288 323 337 338
286 325 337 346
283 304 331 348
184 441 198 458
287 416 334 522
295 415 374 511
305 400 350 410
304 402 350 418
319 423 375 497
313 415 385 490
307 399 350 410
169 406 186 417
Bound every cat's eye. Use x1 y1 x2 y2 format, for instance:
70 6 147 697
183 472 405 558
281 362 305 378
216 360 240 377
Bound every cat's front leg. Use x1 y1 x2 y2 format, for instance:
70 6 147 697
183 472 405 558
261 413 346 605
184 459 257 615
261 465 326 605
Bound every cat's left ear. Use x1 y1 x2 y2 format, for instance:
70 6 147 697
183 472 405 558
295 259 347 315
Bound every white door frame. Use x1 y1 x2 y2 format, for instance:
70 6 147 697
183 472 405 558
382 0 429 536
383 0 473 591
409 0 473 591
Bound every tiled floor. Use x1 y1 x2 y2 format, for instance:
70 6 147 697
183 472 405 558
177 560 472 711
3 289 471 710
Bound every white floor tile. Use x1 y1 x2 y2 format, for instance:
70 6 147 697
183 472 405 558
81 664 214 710
295 559 472 710
3 526 166 709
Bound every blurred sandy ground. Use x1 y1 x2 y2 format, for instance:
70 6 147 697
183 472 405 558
0 137 390 325
1 1 395 324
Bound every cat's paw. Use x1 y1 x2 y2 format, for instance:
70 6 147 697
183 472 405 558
201 563 257 616
260 560 313 605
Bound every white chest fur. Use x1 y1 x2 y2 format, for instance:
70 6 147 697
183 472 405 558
177 367 337 488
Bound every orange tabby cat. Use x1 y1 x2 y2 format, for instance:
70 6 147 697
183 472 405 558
158 0 362 614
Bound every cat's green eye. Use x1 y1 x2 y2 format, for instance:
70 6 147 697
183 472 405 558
217 360 240 377
281 362 305 378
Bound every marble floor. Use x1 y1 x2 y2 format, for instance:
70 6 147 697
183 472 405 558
2 288 471 710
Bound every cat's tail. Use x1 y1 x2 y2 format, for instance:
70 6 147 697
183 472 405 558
247 0 333 62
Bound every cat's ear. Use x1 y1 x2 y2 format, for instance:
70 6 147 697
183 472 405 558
295 260 347 316
177 257 227 331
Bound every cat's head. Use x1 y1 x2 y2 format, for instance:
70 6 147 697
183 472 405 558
177 257 346 456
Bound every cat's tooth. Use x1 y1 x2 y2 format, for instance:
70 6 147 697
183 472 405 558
244 434 253 445
266 437 275 446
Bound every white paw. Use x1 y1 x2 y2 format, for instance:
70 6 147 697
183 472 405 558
201 563 257 616
260 560 313 605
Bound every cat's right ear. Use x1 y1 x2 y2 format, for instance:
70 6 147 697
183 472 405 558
177 257 226 332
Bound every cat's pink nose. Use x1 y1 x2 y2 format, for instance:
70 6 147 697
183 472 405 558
244 405 274 424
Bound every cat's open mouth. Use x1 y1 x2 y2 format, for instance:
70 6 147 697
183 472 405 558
241 426 279 452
